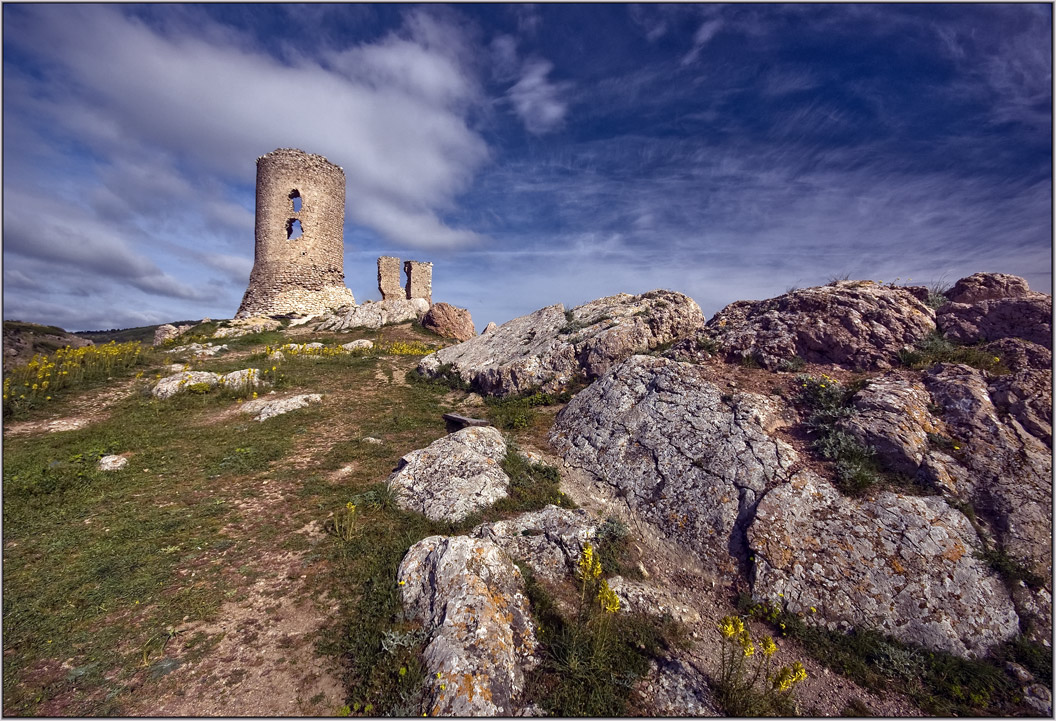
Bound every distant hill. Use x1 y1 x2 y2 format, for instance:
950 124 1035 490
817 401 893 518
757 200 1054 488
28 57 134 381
73 321 202 346
3 320 95 367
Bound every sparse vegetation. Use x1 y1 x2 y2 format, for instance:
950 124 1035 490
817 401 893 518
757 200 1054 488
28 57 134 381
898 331 1008 374
485 389 573 430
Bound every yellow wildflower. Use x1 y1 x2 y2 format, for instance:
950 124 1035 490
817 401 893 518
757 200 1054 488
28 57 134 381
760 635 778 658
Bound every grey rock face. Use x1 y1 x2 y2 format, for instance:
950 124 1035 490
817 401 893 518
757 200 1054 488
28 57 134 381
984 337 1052 373
471 505 599 581
945 272 1034 304
398 535 538 717
417 290 704 396
922 363 1052 578
315 298 429 331
388 426 510 522
607 576 702 625
238 393 322 422
549 355 796 576
749 471 1019 658
703 281 935 370
421 302 476 343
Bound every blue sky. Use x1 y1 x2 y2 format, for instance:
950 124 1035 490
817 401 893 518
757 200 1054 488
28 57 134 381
3 3 1051 332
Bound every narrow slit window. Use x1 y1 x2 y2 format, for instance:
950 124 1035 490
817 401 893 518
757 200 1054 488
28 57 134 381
286 218 303 240
289 189 302 212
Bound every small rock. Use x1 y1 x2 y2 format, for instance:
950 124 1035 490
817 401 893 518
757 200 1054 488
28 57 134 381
1006 661 1033 683
362 437 384 445
97 455 128 471
482 322 498 334
238 393 322 422
340 339 374 352
1023 683 1052 716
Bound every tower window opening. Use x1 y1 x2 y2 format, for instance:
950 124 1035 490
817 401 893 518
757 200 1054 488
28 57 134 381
289 189 302 212
286 218 303 240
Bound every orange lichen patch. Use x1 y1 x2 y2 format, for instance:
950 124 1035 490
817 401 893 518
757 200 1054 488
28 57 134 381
890 557 906 575
940 542 966 563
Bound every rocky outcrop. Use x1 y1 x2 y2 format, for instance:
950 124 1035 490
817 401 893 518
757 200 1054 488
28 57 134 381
471 505 599 581
701 280 935 370
984 337 1051 374
937 295 1052 349
238 393 322 422
417 290 704 396
549 354 796 576
165 342 228 358
398 535 538 716
153 323 193 346
212 316 283 339
945 272 1034 304
387 427 510 522
749 471 1019 658
921 364 1052 578
315 298 429 332
421 303 476 343
151 369 265 400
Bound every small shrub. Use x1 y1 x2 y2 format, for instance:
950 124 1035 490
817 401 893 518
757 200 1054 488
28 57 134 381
492 445 574 513
777 356 806 372
695 336 722 354
898 332 1008 374
327 502 360 542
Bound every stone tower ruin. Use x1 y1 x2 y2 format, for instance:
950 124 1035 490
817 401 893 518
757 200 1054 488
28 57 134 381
235 148 356 318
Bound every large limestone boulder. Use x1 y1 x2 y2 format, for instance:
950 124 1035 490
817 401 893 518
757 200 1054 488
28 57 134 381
153 323 193 346
945 272 1034 304
471 505 599 581
152 369 265 400
387 426 510 522
417 290 704 396
701 280 935 370
398 535 539 716
315 298 429 332
549 354 796 575
749 471 1019 658
421 302 476 343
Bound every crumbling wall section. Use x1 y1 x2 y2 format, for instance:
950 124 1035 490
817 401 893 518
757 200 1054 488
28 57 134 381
378 256 403 300
405 260 433 305
236 148 355 318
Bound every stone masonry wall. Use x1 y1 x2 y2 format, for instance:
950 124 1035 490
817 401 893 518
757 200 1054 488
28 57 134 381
405 261 433 305
378 256 403 300
236 148 356 318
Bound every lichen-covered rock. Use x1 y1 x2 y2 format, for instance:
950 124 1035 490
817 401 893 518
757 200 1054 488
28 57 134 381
988 368 1052 447
839 373 943 475
607 576 701 625
984 337 1052 373
166 342 228 358
152 371 221 399
315 298 429 331
340 339 373 352
749 471 1019 658
238 393 322 422
398 535 538 717
417 290 704 396
422 303 476 343
637 657 720 717
471 505 598 581
549 355 796 575
387 426 510 522
703 280 935 370
153 323 193 346
945 272 1034 304
97 455 128 471
922 363 1052 578
935 275 1051 350
151 368 266 399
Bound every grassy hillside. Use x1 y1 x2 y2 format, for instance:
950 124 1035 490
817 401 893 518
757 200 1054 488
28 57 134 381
73 320 204 346
3 320 95 367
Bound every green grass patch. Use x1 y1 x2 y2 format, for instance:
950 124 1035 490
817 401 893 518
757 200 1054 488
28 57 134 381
898 331 1009 374
485 390 572 430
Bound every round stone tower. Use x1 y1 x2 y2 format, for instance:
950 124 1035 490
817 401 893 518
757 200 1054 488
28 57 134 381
235 148 356 318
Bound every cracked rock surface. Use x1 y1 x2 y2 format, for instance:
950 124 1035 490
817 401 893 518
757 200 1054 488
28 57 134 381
238 393 323 422
549 354 796 576
749 471 1020 658
701 280 935 370
471 505 599 581
387 426 510 522
398 535 538 717
417 290 703 396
